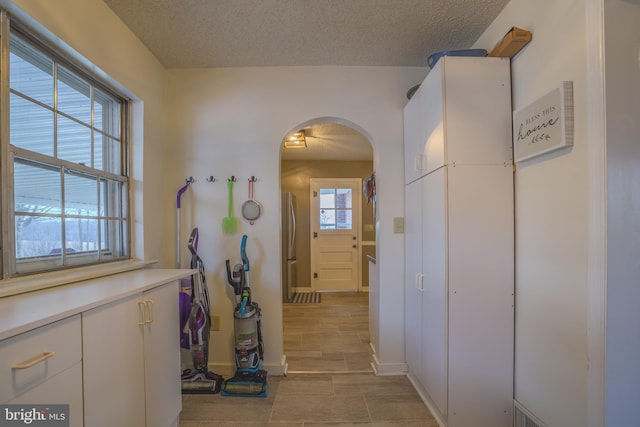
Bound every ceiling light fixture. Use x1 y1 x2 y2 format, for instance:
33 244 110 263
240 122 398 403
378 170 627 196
284 130 307 149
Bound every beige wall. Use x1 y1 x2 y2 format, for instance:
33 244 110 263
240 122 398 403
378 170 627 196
281 160 375 289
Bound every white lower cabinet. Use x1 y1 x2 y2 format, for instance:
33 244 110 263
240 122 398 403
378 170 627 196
0 315 83 427
82 281 181 427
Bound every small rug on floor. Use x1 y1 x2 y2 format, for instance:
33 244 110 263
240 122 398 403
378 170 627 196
291 292 321 304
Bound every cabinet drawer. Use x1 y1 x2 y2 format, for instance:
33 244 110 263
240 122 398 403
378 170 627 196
8 363 83 427
0 315 82 403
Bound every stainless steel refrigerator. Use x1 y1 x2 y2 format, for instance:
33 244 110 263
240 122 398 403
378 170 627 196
282 192 297 302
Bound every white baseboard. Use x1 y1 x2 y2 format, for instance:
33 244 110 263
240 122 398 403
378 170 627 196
370 352 407 376
406 372 446 427
209 356 287 377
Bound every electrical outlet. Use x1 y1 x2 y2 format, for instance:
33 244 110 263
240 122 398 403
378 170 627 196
210 315 221 331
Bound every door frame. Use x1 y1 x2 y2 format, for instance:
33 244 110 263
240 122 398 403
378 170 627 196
309 178 363 292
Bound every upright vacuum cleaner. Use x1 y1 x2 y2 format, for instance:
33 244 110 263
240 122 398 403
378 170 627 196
222 234 268 397
179 228 224 394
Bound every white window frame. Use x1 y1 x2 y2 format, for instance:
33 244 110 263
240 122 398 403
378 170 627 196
0 10 131 279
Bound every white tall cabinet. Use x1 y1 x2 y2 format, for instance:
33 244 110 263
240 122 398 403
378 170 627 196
82 281 182 427
404 57 514 427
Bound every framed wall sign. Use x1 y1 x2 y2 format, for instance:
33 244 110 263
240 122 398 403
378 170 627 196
513 81 574 162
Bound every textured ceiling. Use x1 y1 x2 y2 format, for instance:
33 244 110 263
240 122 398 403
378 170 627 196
102 0 510 160
103 0 510 68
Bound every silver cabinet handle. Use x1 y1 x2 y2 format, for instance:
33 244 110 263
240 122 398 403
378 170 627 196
12 351 56 370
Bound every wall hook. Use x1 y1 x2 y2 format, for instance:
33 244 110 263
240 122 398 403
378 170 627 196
206 176 216 183
228 176 237 182
248 176 258 182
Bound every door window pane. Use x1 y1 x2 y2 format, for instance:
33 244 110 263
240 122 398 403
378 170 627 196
318 187 353 230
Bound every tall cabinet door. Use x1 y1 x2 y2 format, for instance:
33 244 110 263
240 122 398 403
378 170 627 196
83 294 146 427
447 165 514 427
422 167 448 415
143 282 181 427
404 179 423 384
404 87 423 184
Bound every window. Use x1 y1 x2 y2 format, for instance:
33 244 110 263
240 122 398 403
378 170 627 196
318 187 353 230
1 14 130 278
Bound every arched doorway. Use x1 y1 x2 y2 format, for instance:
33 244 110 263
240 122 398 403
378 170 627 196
279 118 376 373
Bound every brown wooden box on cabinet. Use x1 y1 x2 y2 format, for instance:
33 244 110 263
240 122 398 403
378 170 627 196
488 27 532 58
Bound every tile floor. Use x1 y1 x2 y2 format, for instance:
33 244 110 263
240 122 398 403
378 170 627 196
179 292 438 426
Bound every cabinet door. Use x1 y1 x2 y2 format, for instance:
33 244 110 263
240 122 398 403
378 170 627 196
419 65 445 176
143 282 181 427
442 57 512 167
447 166 514 427
404 180 423 383
404 88 422 184
82 294 146 427
422 167 448 415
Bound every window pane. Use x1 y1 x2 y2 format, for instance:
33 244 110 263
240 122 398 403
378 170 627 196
15 215 62 259
10 94 54 155
336 188 352 209
65 217 99 255
94 133 121 174
336 210 353 229
94 88 121 138
58 114 91 165
65 170 98 215
57 66 91 124
320 209 335 229
14 159 61 213
10 36 54 107
100 179 125 217
102 219 127 257
319 189 335 209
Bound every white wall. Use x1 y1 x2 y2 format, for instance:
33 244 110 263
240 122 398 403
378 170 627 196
475 1 590 426
2 0 168 264
165 66 426 371
603 0 640 424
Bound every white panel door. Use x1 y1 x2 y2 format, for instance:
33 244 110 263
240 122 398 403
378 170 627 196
404 179 423 384
422 166 448 416
310 178 361 292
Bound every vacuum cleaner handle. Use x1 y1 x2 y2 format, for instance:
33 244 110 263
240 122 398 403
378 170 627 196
240 234 249 272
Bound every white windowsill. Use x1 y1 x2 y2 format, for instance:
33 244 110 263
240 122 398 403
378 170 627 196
0 259 158 299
